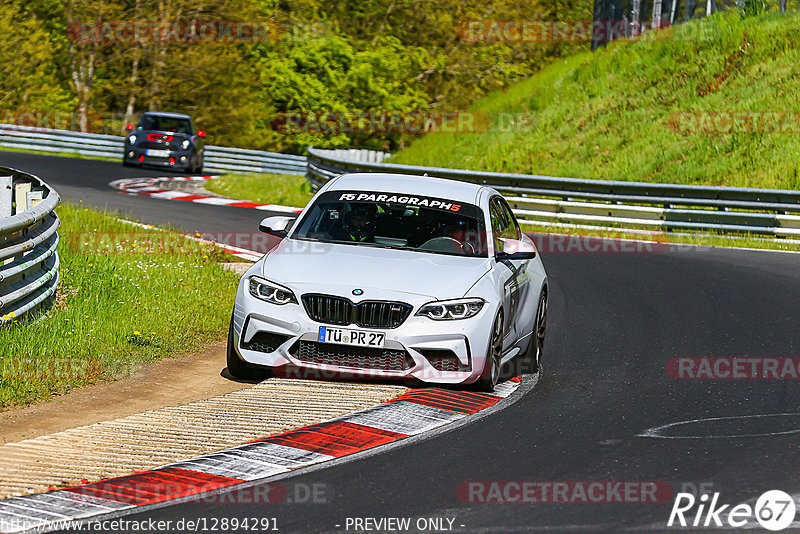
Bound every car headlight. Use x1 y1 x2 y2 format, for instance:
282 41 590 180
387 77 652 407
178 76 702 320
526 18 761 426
416 298 485 320
127 134 137 144
248 276 297 305
181 139 190 149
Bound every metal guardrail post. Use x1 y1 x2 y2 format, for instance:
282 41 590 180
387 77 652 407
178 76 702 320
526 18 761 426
0 167 60 324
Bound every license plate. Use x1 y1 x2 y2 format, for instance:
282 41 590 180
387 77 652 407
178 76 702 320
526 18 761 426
145 149 170 158
318 326 385 348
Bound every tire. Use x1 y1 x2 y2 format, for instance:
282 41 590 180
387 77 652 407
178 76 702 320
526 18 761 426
226 316 270 380
474 310 503 392
188 153 203 174
520 289 547 374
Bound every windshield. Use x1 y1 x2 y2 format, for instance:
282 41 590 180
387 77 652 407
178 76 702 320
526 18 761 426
139 115 192 134
292 190 488 257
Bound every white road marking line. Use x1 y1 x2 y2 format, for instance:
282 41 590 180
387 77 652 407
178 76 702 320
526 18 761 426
638 412 800 439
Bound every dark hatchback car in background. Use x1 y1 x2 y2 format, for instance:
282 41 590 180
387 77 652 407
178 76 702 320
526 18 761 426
123 111 205 173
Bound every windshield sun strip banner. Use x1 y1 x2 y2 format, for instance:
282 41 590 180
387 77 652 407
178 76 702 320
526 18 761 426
330 191 478 214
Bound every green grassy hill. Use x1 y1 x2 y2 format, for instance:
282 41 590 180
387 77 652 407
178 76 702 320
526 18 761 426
390 11 800 190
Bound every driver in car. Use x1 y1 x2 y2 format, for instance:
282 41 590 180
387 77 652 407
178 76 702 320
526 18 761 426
444 220 478 255
336 203 378 242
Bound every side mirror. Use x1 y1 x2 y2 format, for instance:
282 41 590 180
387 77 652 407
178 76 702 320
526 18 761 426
125 124 134 131
259 216 292 237
196 130 206 138
496 238 536 261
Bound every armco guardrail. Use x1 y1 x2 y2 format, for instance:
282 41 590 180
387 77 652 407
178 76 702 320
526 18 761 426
0 124 307 175
0 167 60 324
308 147 800 237
310 148 391 165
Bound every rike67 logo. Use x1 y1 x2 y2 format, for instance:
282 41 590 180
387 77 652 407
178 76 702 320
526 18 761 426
668 490 796 531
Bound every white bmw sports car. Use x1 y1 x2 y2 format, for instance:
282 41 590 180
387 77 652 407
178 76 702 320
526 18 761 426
227 173 548 391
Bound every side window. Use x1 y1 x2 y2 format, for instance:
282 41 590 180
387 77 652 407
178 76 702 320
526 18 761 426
489 200 504 237
498 199 520 240
490 198 517 238
490 197 518 253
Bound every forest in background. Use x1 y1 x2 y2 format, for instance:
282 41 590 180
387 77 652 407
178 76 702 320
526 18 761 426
0 0 590 153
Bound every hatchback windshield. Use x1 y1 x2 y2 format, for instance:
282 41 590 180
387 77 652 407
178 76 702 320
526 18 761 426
139 115 193 134
293 190 488 257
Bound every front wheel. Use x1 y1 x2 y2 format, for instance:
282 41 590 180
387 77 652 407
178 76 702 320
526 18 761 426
474 310 503 392
226 317 271 380
520 290 547 374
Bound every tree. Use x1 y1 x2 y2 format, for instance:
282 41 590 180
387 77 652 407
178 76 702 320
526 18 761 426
0 1 74 126
10 0 598 149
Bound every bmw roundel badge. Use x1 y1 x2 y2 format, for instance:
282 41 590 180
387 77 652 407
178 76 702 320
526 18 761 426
352 289 364 296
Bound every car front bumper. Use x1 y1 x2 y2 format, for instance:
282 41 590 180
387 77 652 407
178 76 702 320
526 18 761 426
231 278 495 385
124 145 195 170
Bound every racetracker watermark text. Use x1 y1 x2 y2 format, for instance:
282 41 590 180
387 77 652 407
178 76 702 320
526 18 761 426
68 232 674 256
457 481 674 503
272 111 491 135
0 110 104 132
66 232 264 255
458 19 715 43
530 234 669 253
668 111 800 134
0 357 102 382
65 481 329 505
668 358 800 380
68 20 283 44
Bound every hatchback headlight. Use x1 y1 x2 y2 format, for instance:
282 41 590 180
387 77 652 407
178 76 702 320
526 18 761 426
248 276 297 305
417 298 485 320
181 139 190 149
127 134 137 144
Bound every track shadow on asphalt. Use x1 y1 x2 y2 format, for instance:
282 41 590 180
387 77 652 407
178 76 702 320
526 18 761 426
220 363 530 390
220 368 266 384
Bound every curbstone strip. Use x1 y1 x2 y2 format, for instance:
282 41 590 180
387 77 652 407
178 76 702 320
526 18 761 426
109 176 303 214
0 378 521 533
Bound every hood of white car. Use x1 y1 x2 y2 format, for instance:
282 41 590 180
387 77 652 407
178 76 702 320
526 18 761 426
260 239 491 301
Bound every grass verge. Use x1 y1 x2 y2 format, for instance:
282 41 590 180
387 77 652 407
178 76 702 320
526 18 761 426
205 172 314 208
0 202 239 411
391 10 800 190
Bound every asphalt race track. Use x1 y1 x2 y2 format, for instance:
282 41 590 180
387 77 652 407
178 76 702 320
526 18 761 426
4 150 800 532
